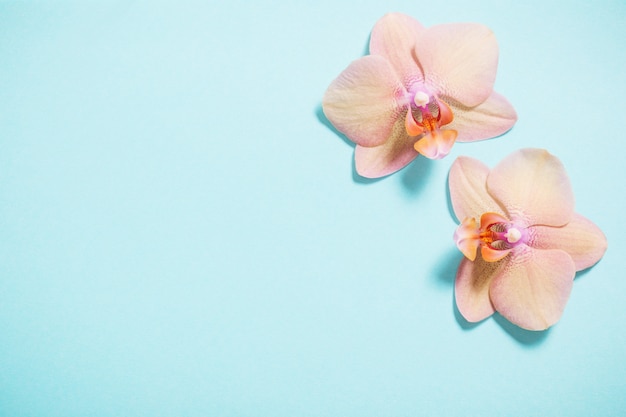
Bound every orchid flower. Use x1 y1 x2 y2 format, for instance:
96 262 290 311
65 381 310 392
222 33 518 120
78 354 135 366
322 13 517 178
449 149 607 331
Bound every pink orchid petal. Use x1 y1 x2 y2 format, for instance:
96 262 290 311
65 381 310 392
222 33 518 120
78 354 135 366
369 13 425 85
529 213 608 271
413 129 457 159
417 23 498 107
490 246 575 331
322 55 405 147
487 149 575 227
446 91 518 142
448 156 504 221
455 256 504 323
354 119 417 178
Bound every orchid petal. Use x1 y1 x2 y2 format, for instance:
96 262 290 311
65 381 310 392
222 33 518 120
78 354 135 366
413 129 457 159
529 214 608 271
417 23 498 107
322 55 405 147
354 119 417 178
448 156 504 221
455 256 505 323
490 246 575 331
369 13 425 85
446 91 518 143
487 149 575 227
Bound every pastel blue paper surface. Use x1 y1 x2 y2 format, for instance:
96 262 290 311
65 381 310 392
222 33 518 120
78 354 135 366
0 1 624 416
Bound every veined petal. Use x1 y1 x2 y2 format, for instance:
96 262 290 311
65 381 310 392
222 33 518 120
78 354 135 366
490 246 575 331
417 23 498 107
455 256 505 323
323 55 405 147
448 156 504 221
354 118 417 178
487 149 575 227
369 13 425 85
446 91 517 143
528 213 608 271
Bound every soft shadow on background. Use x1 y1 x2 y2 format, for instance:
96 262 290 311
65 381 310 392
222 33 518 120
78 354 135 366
400 157 434 197
494 314 550 345
433 246 462 289
432 247 481 331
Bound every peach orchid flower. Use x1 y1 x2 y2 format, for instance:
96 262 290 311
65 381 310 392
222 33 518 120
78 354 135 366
449 149 607 331
322 13 517 178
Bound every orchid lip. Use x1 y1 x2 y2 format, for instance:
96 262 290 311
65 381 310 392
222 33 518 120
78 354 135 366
404 90 457 159
455 213 528 262
403 87 455 132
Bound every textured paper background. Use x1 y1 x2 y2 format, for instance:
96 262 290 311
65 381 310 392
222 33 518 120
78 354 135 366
1 1 624 415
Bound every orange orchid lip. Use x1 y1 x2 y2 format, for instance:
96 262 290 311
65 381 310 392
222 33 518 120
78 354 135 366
454 212 526 263
404 91 454 137
404 91 457 159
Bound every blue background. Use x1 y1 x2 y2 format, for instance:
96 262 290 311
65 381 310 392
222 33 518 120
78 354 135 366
1 1 624 416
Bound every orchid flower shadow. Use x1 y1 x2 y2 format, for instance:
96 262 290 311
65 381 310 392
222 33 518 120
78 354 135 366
432 246 481 331
439 179 483 330
399 156 435 197
494 314 550 346
574 266 594 281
